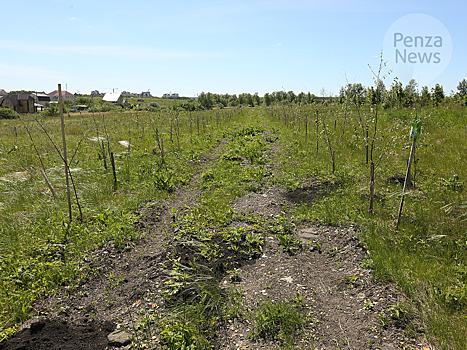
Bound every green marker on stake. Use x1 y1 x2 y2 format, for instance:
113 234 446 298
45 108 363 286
410 120 422 142
396 120 422 229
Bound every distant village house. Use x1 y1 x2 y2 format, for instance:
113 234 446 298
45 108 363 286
162 93 179 99
103 92 124 105
70 105 89 112
0 94 36 113
48 90 75 101
31 92 51 111
130 91 152 98
109 90 151 98
32 92 51 103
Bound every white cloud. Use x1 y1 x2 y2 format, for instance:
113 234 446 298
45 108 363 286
0 62 61 79
0 40 219 60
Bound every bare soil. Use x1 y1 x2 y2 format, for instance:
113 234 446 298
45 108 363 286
0 131 432 350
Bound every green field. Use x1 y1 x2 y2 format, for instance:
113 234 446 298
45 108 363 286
0 98 466 348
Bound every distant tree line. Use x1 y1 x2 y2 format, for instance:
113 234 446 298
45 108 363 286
196 91 318 109
5 78 466 118
340 78 467 109
195 78 467 110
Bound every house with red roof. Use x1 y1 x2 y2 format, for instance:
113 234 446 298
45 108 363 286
48 90 75 101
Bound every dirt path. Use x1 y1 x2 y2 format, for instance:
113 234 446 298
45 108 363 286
0 126 431 350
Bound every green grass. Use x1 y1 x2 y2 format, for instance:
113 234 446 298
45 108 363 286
0 108 244 339
250 294 309 348
266 102 467 349
150 119 277 348
1 102 466 348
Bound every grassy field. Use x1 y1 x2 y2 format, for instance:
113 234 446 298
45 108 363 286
0 103 466 348
266 103 467 348
0 108 239 337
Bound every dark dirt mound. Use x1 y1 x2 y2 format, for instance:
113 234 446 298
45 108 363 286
0 318 115 350
284 181 339 204
172 232 261 277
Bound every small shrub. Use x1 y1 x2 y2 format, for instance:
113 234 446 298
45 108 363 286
377 312 388 328
39 103 64 116
153 168 174 192
440 174 464 192
363 300 374 310
388 302 412 327
201 169 215 183
0 108 19 119
276 234 302 253
437 282 467 311
267 216 294 236
344 274 359 286
160 323 197 350
250 294 308 346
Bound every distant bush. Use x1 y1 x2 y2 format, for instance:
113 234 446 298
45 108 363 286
39 104 62 116
88 103 119 113
140 105 159 112
0 108 19 119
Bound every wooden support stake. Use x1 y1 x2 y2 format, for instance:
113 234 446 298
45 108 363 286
396 140 417 229
332 150 336 174
316 111 319 156
59 84 72 221
110 151 117 189
161 137 164 159
155 128 160 151
190 111 193 142
176 119 180 150
365 125 369 165
170 118 173 143
40 168 57 198
102 140 107 171
369 161 375 212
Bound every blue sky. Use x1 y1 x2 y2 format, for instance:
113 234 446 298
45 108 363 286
1 0 466 97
